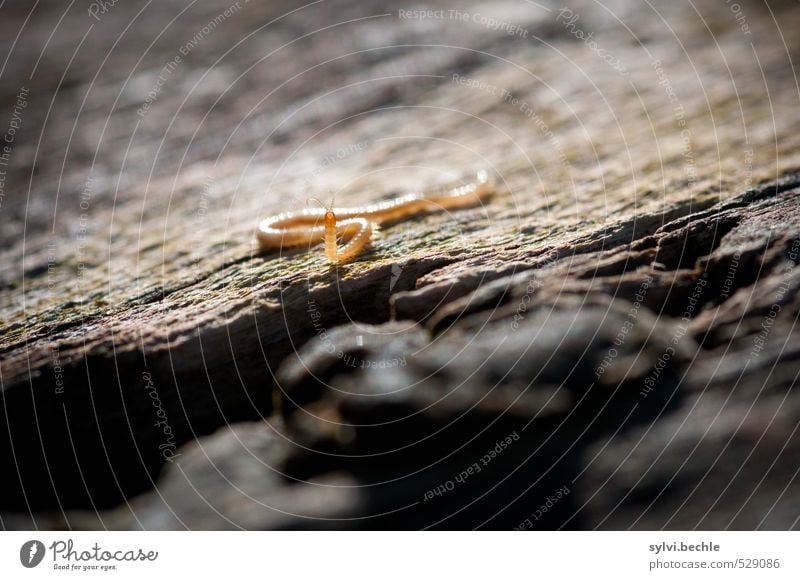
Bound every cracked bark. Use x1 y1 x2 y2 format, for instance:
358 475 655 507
1 0 799 529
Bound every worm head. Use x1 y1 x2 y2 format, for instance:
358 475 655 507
307 194 336 225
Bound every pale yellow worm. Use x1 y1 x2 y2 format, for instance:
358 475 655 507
257 170 494 264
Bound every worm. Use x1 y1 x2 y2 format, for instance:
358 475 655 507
257 170 494 264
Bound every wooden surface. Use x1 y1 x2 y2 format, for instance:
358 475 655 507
1 0 799 529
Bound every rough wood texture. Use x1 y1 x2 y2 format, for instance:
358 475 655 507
1 0 799 529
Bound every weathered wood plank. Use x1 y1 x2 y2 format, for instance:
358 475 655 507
1 0 799 528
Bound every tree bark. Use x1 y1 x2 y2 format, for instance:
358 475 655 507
1 0 799 529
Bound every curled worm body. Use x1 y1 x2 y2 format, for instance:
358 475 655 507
257 170 493 264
